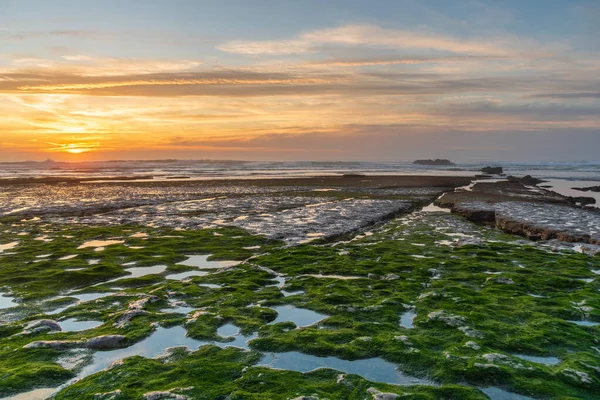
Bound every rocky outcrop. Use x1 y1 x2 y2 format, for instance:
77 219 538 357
481 166 503 174
23 319 61 334
114 296 158 328
24 340 82 350
507 175 545 185
86 335 127 350
573 185 600 193
451 203 496 223
24 334 127 351
413 159 455 166
93 390 122 400
367 388 400 400
569 196 596 206
143 391 188 400
453 201 600 245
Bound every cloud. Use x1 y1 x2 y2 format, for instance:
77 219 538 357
530 92 600 100
217 24 538 57
217 40 313 55
47 141 100 153
305 55 508 67
1 30 112 41
8 55 202 77
0 67 597 104
17 76 337 92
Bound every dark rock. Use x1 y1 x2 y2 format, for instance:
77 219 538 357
86 335 127 350
569 196 596 206
522 175 545 185
413 159 455 166
573 185 600 193
481 166 503 174
342 173 366 178
24 340 82 350
24 319 61 333
508 175 545 185
451 204 496 223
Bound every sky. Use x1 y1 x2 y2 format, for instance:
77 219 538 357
1 0 599 162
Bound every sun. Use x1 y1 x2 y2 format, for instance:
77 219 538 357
48 142 100 154
65 147 90 154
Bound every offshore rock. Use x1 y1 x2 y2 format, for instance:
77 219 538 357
481 166 503 174
413 159 455 166
507 175 545 185
573 185 600 193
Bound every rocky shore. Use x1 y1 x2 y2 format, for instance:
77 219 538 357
437 178 600 247
1 174 599 399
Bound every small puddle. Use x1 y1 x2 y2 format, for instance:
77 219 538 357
161 305 196 315
527 293 546 298
177 255 240 269
282 290 304 297
58 255 77 261
199 284 222 289
130 232 148 238
480 387 535 400
567 320 599 327
218 323 240 337
0 241 18 252
166 270 209 280
99 265 167 286
512 354 560 365
77 240 124 250
301 274 363 280
5 388 56 400
400 311 416 329
76 326 202 380
258 352 433 386
59 318 103 332
47 292 114 314
268 275 286 288
0 293 17 310
269 305 327 327
70 292 114 303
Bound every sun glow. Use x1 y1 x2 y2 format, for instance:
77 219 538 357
49 142 100 154
65 147 89 154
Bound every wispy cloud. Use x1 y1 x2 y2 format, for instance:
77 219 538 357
1 30 112 41
17 76 337 92
217 24 540 57
8 55 202 77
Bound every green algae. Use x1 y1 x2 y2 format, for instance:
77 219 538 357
1 211 599 399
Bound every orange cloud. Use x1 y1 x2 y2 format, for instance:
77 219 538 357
17 77 339 91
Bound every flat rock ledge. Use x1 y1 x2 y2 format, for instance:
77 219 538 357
452 201 600 245
24 334 127 350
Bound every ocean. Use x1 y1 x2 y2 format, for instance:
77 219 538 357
1 159 599 203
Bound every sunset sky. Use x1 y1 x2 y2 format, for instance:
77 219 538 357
1 0 599 162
